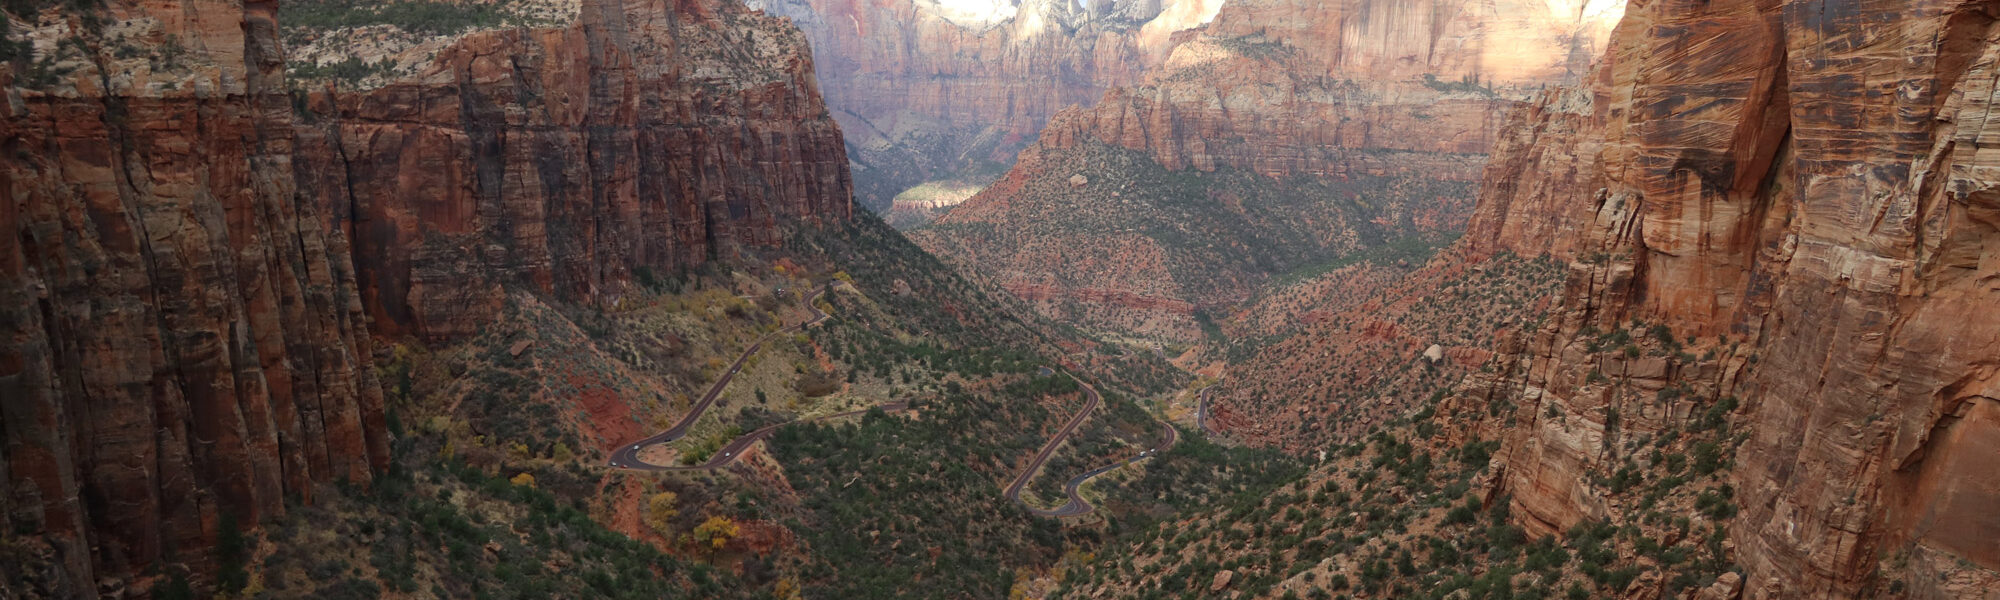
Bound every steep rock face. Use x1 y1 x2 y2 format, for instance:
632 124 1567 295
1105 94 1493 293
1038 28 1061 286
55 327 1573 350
912 0 1619 340
2 0 849 593
1451 0 2000 596
1 0 389 593
1038 0 1624 176
745 0 1221 214
1463 84 1606 260
293 0 853 340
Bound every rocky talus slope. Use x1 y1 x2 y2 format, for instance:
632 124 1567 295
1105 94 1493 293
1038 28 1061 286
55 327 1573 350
913 0 1620 341
1433 0 2000 595
746 0 1223 217
0 0 848 593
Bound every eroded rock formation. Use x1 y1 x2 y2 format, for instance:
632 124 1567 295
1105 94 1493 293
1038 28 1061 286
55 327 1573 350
1033 0 1623 177
912 0 1620 341
293 0 852 340
1 0 389 594
1446 0 2000 595
746 0 1223 214
0 0 848 593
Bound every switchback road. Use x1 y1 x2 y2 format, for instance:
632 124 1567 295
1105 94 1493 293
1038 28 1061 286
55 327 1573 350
616 403 908 472
610 286 1179 519
608 285 833 470
1005 377 1180 517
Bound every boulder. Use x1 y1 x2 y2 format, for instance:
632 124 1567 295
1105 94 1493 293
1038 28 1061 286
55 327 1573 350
1424 344 1446 364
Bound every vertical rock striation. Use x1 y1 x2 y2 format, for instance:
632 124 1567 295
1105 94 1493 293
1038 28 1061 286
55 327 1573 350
293 0 853 340
1457 0 2000 596
1 0 849 593
1025 0 1623 178
1 0 389 593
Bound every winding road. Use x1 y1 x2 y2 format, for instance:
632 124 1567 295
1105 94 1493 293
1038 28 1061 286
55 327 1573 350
1196 386 1220 436
608 285 835 471
605 282 1188 518
620 403 909 472
1004 377 1181 517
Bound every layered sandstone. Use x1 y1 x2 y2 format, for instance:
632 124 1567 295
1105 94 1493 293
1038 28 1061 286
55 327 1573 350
1443 0 2000 596
1 0 849 593
293 0 852 340
745 0 1222 213
913 0 1619 340
1 0 388 594
1036 0 1624 176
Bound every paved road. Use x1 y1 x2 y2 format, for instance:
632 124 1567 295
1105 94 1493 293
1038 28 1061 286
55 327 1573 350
608 285 1180 518
608 285 833 470
1003 376 1101 514
1005 377 1180 517
617 403 909 472
1196 386 1220 436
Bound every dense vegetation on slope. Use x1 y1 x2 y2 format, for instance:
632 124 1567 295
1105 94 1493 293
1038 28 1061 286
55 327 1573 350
213 213 1217 599
1054 388 1745 600
1085 430 1306 525
224 441 752 600
772 386 1071 599
1207 250 1566 449
796 213 1187 395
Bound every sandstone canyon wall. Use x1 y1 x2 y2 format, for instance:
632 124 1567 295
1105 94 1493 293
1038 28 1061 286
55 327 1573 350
1441 0 2000 596
1030 0 1624 177
1 1 389 594
745 0 1223 217
291 0 852 341
0 0 848 593
911 0 1621 341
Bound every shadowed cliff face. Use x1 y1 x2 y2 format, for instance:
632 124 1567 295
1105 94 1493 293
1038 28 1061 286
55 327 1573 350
1456 0 2000 595
0 0 848 593
294 0 853 341
1 0 390 593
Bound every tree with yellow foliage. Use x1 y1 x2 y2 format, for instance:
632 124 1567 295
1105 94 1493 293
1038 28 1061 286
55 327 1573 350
509 472 536 488
773 578 802 600
692 515 739 559
644 492 679 536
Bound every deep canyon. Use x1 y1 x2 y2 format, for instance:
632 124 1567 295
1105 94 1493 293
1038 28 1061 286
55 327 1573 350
3 0 1997 598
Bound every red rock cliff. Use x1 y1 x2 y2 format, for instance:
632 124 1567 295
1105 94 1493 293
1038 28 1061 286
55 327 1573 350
1 0 388 594
1 0 849 593
1024 0 1622 178
294 0 853 341
911 0 1619 341
1458 0 2000 596
747 0 1221 212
